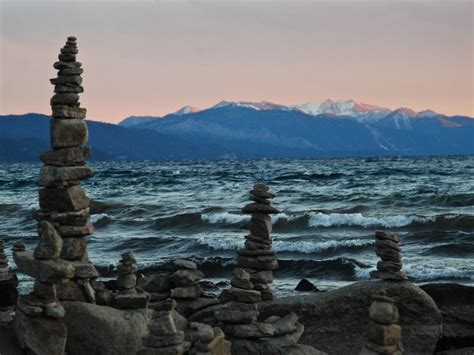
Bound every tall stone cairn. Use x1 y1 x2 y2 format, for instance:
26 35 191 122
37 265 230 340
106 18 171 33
0 239 19 309
370 230 407 281
237 183 280 301
360 290 404 355
34 36 99 302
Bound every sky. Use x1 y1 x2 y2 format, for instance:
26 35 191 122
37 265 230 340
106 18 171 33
1 0 473 123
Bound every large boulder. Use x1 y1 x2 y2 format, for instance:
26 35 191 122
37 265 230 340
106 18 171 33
62 301 149 355
259 280 442 355
421 283 474 351
15 309 67 355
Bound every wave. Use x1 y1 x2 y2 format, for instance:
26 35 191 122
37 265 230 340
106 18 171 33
91 213 113 227
273 172 349 181
308 212 417 228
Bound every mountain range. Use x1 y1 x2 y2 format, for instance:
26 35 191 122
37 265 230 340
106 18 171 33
1 99 473 161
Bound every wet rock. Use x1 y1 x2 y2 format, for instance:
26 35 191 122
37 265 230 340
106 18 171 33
295 279 319 292
39 185 89 212
50 118 88 149
38 165 92 187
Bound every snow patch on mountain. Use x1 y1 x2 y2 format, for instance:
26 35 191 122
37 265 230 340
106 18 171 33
174 106 201 115
212 101 292 111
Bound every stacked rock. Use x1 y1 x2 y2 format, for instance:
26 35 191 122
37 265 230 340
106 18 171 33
34 36 99 302
111 251 148 309
187 322 231 355
0 239 19 308
237 183 279 300
139 259 219 318
370 230 407 281
138 298 191 355
360 291 404 355
13 221 75 354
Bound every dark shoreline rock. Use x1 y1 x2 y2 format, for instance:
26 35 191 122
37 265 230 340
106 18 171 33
421 283 474 351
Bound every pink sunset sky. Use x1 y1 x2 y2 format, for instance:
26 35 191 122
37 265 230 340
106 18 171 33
1 0 473 123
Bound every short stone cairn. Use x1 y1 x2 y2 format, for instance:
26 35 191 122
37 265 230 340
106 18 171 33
187 322 231 355
13 221 75 354
370 230 407 281
238 183 279 300
138 298 191 354
139 259 219 317
111 251 148 309
34 36 100 302
360 290 404 355
0 240 19 308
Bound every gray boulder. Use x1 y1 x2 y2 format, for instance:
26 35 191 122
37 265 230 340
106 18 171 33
259 280 442 355
63 301 149 355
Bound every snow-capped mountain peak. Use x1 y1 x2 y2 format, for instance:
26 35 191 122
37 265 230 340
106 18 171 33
212 100 291 111
173 105 201 115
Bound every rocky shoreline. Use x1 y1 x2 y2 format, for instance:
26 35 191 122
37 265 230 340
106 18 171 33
1 37 474 355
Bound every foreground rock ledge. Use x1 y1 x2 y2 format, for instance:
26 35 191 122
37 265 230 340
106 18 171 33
258 280 442 355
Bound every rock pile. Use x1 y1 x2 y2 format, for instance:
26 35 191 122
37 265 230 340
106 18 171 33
13 221 75 354
111 251 148 309
34 36 99 302
187 322 231 355
0 240 19 308
138 298 191 354
139 259 219 317
237 183 280 301
370 230 407 281
360 290 404 355
215 184 321 354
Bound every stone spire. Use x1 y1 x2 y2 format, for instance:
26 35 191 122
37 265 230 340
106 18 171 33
237 183 279 300
360 290 404 355
370 230 407 281
34 36 99 302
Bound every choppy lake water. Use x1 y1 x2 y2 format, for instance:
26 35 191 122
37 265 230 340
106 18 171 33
1 156 473 293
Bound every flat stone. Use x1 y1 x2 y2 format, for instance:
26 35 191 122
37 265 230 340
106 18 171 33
58 53 76 62
117 263 138 274
60 47 78 54
215 302 259 324
375 239 400 252
112 293 148 310
228 287 261 303
170 284 201 299
56 220 94 237
51 105 87 119
56 280 86 301
34 221 63 260
376 248 401 262
377 261 402 272
70 261 99 278
149 298 177 312
138 273 172 292
250 195 271 204
369 300 400 325
253 282 269 291
245 239 272 250
170 269 204 287
245 234 272 245
50 93 80 106
231 278 253 289
237 248 276 257
54 61 82 70
14 251 74 282
269 312 299 335
175 298 219 318
39 185 89 212
50 118 88 149
250 188 275 199
242 203 280 215
148 312 178 335
367 322 401 346
60 237 87 260
190 322 215 342
370 270 408 281
224 322 274 338
34 208 90 223
38 165 93 187
17 298 43 316
58 67 83 75
143 331 185 347
50 75 82 86
237 255 278 271
375 230 400 243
